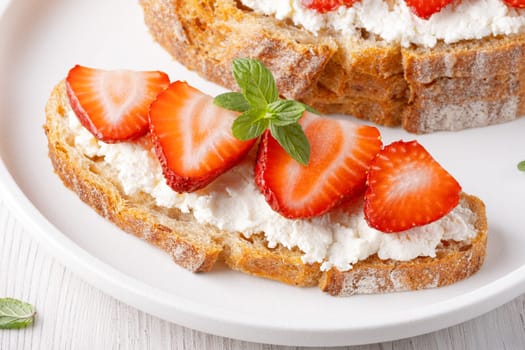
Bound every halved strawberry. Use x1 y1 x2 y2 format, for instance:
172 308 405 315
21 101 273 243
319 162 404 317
404 0 454 19
255 112 382 219
503 0 525 8
301 0 359 13
364 140 461 233
149 81 256 192
66 65 169 143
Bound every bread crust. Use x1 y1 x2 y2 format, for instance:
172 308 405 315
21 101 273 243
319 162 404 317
140 0 525 133
320 194 487 296
45 81 488 295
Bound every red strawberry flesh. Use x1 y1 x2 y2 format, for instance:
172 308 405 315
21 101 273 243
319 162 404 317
255 112 382 219
503 0 525 8
364 140 461 233
404 0 454 19
302 0 343 13
149 81 256 193
66 65 169 143
301 0 360 13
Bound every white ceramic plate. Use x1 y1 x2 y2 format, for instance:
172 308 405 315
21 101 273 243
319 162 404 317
1 0 525 346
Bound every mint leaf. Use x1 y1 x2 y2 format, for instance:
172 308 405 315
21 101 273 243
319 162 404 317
518 160 525 172
232 109 269 141
213 92 250 112
232 58 278 107
0 298 36 329
270 123 310 165
267 100 305 126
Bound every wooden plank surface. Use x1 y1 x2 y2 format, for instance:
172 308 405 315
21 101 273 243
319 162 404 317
0 198 524 350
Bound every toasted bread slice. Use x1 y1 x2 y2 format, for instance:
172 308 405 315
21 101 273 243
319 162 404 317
140 0 525 133
44 80 488 295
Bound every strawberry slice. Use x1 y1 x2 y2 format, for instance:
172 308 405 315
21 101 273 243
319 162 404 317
301 0 359 13
364 140 461 233
66 65 169 143
503 0 525 8
404 0 454 19
255 112 382 219
149 81 256 192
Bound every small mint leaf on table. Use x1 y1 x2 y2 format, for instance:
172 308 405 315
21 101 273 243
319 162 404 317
232 108 269 140
518 160 525 172
267 100 305 126
0 298 36 329
232 58 278 107
213 92 250 112
270 123 310 166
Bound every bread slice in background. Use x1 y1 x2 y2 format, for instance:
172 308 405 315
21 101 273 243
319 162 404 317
44 80 488 296
140 0 525 133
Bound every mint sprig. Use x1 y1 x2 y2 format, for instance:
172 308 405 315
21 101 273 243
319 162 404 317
214 58 313 165
0 298 36 329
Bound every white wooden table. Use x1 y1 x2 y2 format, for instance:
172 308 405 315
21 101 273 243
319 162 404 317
1 198 524 350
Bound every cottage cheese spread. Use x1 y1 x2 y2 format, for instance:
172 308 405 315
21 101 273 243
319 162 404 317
240 0 525 47
68 111 478 271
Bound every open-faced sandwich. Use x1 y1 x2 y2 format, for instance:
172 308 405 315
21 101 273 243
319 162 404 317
44 60 487 296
